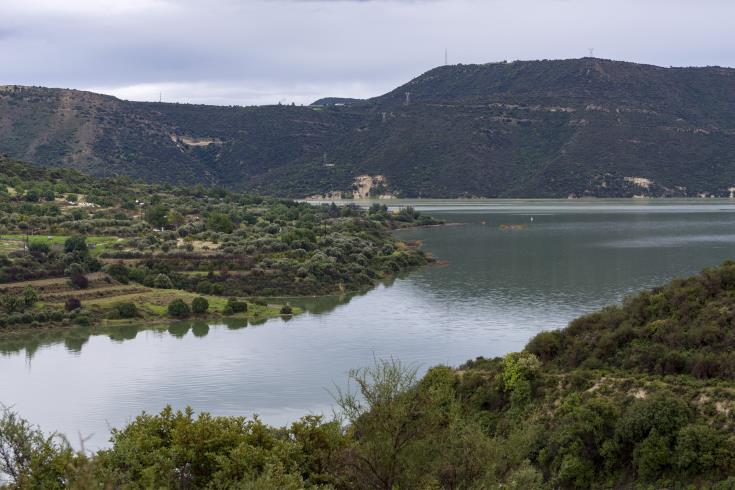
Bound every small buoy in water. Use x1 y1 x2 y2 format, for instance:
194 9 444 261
480 220 486 225
530 217 534 222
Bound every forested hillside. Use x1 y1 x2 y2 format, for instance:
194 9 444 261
2 58 735 198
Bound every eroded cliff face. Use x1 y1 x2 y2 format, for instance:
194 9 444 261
351 175 395 199
305 174 396 200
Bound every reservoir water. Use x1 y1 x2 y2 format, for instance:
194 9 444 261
2 200 735 449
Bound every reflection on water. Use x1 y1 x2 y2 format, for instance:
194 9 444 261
0 295 364 358
2 200 735 449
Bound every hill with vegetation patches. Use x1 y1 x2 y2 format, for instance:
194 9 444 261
3 58 735 197
0 157 436 330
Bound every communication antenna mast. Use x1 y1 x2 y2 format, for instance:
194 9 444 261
588 48 594 58
444 48 448 66
159 92 162 103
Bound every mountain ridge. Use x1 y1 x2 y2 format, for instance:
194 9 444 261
2 58 735 198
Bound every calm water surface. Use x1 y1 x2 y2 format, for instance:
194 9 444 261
2 200 735 449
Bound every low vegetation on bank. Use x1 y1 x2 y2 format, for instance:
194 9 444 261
2 263 735 488
0 158 438 330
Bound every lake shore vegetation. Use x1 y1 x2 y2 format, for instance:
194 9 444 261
2 263 735 488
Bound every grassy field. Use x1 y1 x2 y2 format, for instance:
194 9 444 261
0 271 298 331
82 288 292 323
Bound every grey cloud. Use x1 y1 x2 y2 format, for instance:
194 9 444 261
1 0 734 105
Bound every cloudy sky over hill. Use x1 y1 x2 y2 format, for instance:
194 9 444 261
1 0 733 105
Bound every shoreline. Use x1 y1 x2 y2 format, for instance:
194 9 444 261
0 261 435 336
0 306 297 337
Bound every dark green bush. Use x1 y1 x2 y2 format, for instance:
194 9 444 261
28 240 50 255
191 296 209 314
105 263 130 284
167 299 190 318
64 235 87 254
225 298 247 315
115 302 138 319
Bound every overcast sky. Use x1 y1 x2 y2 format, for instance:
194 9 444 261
1 0 734 106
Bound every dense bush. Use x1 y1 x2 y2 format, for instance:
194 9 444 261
104 263 129 284
65 297 81 311
63 235 87 254
70 273 89 289
223 298 247 315
167 299 190 318
153 273 174 289
28 240 50 255
114 302 138 319
191 296 209 314
206 211 234 233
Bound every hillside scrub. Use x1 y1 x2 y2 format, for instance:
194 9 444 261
3 264 735 487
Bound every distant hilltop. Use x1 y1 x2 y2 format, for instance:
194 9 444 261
2 58 735 198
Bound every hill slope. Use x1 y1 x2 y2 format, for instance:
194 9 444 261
3 58 735 198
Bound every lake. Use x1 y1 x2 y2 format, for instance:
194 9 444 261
2 200 735 449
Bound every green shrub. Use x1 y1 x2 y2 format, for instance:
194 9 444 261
675 424 732 476
191 296 209 314
501 352 540 392
128 268 146 283
64 263 84 277
207 212 234 233
22 286 39 307
225 298 247 315
74 314 90 326
105 263 130 284
634 430 672 481
28 240 50 255
64 235 87 254
153 273 174 289
144 204 168 228
167 299 191 318
115 302 138 319
1 294 25 314
526 330 562 361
